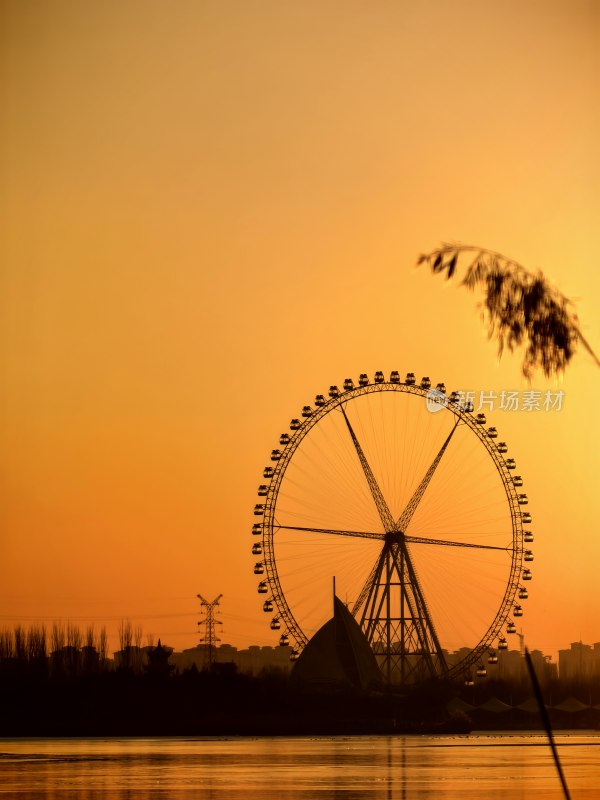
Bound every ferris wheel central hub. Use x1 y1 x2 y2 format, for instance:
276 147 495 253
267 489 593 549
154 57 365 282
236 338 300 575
384 531 403 544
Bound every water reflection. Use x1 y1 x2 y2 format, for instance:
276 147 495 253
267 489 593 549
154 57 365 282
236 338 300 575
1 734 599 799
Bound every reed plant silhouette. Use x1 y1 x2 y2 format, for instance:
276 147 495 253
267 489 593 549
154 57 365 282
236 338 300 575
418 244 599 377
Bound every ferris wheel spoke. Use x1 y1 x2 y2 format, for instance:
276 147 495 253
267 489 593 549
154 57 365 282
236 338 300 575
276 524 384 541
395 417 460 532
404 534 511 552
340 404 395 531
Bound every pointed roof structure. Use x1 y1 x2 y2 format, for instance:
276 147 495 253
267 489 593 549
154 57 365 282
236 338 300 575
291 596 382 692
516 697 548 713
477 697 513 713
552 696 589 713
446 696 475 713
145 638 174 676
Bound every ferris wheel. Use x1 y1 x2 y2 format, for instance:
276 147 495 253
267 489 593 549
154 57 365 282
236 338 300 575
252 372 533 685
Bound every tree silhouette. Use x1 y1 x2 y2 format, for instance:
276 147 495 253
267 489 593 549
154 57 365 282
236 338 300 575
418 244 599 378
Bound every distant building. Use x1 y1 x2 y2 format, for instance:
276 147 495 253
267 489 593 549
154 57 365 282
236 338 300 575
446 645 556 684
527 649 557 683
236 645 292 674
80 644 100 673
113 645 146 673
49 645 82 678
171 643 292 675
558 642 600 681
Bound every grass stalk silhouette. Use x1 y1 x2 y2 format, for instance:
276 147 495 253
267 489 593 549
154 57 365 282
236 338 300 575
418 243 599 377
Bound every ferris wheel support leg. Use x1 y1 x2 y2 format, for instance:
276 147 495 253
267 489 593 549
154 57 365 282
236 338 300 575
398 542 448 676
353 556 383 617
359 547 388 640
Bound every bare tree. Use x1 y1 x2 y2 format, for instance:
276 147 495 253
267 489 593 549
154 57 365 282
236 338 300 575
26 625 47 660
97 626 108 670
0 628 14 660
13 625 26 662
118 619 133 651
50 622 66 679
115 621 146 673
85 625 95 650
82 625 98 675
65 622 82 677
133 625 143 673
418 244 599 378
66 622 81 651
50 622 65 653
26 625 48 679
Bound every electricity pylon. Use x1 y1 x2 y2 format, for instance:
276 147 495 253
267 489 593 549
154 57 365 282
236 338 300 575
197 593 223 670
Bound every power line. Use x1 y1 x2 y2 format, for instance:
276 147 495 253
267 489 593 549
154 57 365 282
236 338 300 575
0 613 196 622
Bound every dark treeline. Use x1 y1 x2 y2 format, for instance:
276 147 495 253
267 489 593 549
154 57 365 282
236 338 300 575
1 625 598 736
0 664 466 737
0 623 109 682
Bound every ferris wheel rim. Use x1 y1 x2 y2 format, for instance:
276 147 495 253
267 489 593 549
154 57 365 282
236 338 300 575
255 377 526 680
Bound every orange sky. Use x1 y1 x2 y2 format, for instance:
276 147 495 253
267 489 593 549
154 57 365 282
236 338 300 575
1 0 599 660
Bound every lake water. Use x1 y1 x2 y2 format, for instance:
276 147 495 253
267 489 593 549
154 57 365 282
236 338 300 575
1 734 598 799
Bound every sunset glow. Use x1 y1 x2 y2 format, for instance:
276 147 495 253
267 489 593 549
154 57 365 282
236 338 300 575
1 0 598 663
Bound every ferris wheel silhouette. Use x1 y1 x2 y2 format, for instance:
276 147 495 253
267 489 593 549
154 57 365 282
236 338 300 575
253 371 532 685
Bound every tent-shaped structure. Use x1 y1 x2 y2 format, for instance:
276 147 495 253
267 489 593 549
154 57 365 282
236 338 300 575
477 697 512 713
516 697 547 714
291 596 382 692
553 697 590 713
446 696 475 714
